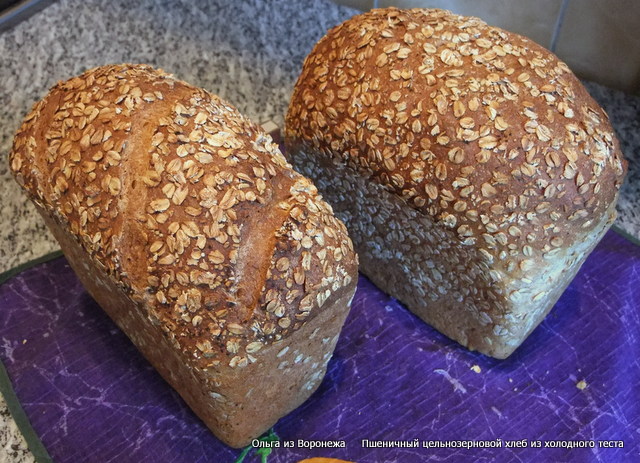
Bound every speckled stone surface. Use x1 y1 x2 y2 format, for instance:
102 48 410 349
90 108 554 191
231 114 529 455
0 0 638 461
583 81 640 237
0 0 357 276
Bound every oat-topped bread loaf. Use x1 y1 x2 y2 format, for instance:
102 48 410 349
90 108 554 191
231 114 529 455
285 8 626 359
10 64 357 447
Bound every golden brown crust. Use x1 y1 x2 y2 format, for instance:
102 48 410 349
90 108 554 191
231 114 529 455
285 8 626 277
10 63 357 370
285 8 627 358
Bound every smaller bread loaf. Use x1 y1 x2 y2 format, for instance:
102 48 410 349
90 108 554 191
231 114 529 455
10 64 358 447
285 8 627 358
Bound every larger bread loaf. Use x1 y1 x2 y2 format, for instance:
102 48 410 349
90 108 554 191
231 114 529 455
10 64 358 447
285 8 626 359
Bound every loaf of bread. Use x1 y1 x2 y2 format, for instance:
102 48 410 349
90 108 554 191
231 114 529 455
285 8 626 359
9 64 357 447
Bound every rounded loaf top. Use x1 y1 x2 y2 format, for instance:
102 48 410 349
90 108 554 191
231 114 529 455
10 64 356 369
286 8 626 267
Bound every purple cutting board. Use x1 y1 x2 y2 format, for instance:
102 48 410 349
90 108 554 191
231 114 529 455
0 229 638 463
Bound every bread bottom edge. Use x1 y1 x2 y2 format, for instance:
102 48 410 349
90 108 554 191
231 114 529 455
37 206 356 448
289 145 616 359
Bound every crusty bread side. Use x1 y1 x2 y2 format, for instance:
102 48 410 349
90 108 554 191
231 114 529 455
10 64 357 446
285 8 626 358
289 143 616 358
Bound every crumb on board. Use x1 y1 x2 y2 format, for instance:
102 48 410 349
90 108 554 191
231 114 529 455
470 365 482 373
576 380 588 390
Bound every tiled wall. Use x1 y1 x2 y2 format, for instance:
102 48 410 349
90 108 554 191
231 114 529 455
332 0 640 94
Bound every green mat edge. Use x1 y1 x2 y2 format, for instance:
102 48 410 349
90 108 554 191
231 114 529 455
0 249 63 463
611 224 640 247
0 250 63 286
0 360 53 463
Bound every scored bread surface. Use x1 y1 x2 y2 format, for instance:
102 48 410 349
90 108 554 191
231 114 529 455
10 63 357 446
285 8 626 358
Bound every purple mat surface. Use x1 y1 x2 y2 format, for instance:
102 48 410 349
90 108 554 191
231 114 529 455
0 229 638 462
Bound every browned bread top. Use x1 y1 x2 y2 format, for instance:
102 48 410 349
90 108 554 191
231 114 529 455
286 8 626 277
10 64 356 370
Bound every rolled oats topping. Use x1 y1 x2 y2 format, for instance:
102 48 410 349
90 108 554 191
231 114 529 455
10 64 357 369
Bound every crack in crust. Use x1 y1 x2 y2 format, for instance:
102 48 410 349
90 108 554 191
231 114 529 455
9 63 357 369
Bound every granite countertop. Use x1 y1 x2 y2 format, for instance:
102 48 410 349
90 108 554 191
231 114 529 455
0 0 638 461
